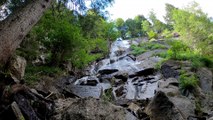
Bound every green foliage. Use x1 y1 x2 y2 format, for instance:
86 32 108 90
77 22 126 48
24 64 63 85
19 8 117 69
179 73 198 92
130 45 147 56
147 30 157 40
161 29 173 39
102 88 113 102
172 2 213 55
131 42 167 56
155 40 213 69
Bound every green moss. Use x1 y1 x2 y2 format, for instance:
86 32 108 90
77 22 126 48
179 74 198 92
102 88 113 102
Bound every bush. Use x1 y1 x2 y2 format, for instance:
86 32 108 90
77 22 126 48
147 30 158 40
179 74 198 93
131 42 167 56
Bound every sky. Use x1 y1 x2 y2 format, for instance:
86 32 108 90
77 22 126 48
107 0 213 21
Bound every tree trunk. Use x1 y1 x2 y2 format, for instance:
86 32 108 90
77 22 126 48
0 0 53 67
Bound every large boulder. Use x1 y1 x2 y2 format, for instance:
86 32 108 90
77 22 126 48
53 97 135 120
145 91 184 120
9 55 26 83
196 67 213 93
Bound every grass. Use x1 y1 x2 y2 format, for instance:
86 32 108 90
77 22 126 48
155 40 213 69
130 42 167 56
102 88 113 102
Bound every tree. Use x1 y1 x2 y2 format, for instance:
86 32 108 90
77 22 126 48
164 3 177 25
148 10 166 33
115 18 126 38
0 0 52 67
172 2 213 55
134 15 147 36
0 0 114 67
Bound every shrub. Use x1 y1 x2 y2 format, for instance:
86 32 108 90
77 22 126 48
147 30 158 40
179 74 198 92
131 42 167 56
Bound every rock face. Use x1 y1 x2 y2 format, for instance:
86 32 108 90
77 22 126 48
9 55 26 82
146 91 184 120
197 67 213 93
160 60 179 79
53 97 132 120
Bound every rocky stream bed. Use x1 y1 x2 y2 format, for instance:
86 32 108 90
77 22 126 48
0 39 212 120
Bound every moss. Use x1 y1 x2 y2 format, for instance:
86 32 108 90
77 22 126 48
102 88 113 102
179 73 199 94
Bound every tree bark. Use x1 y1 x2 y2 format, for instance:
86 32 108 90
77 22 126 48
0 0 53 67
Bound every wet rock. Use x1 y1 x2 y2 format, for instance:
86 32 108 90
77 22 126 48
114 79 124 87
145 91 184 120
196 67 213 93
64 85 102 98
161 61 179 79
60 97 130 120
129 68 155 78
80 80 98 86
114 72 128 82
98 69 119 75
9 55 26 83
114 86 125 98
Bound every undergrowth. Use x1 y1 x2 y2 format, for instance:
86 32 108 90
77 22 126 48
130 42 167 56
24 64 64 85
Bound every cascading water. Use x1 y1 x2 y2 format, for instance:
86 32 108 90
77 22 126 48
65 39 161 100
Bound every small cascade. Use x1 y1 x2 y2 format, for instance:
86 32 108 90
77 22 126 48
61 39 161 100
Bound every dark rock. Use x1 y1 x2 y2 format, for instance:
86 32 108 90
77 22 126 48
80 80 98 86
127 54 136 61
114 79 124 87
145 91 184 120
114 86 125 97
129 68 155 78
110 59 116 64
114 74 128 82
98 69 119 75
161 62 179 79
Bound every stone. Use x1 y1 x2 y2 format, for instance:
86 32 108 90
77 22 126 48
129 68 155 78
98 69 119 75
9 55 26 83
64 85 103 98
114 86 125 98
161 61 179 79
145 91 184 120
60 97 131 120
196 67 213 93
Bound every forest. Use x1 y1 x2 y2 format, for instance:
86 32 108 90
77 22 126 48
0 0 212 120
